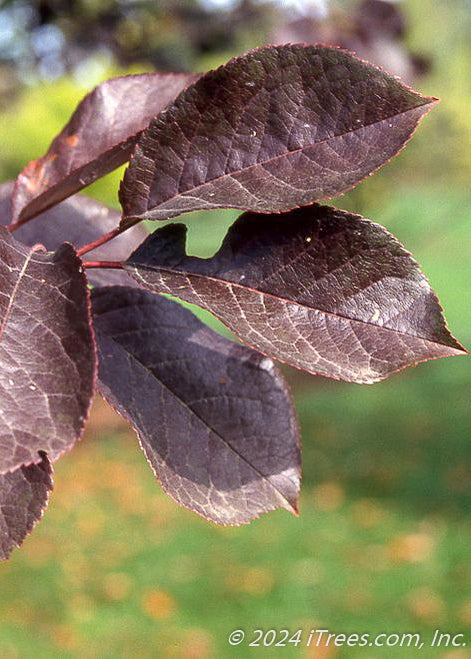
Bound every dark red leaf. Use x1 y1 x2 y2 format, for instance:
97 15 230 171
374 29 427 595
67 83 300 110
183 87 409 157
92 286 300 525
0 228 96 473
119 44 436 227
11 72 199 225
0 453 52 560
1 181 147 287
126 206 466 383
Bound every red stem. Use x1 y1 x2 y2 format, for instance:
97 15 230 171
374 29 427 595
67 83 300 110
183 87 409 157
76 228 123 257
7 219 23 233
82 260 124 269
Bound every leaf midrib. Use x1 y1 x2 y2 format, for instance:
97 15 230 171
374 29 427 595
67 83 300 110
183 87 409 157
0 242 44 345
135 101 433 218
130 264 461 350
97 329 297 510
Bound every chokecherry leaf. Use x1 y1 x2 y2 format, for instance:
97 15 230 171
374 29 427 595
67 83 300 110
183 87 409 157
0 228 96 473
92 286 300 525
0 181 147 287
11 72 199 226
119 44 436 227
126 205 466 384
0 452 53 560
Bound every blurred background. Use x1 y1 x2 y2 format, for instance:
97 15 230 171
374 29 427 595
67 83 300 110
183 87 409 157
0 0 469 657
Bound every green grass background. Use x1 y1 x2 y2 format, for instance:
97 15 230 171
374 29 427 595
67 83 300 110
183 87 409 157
0 1 469 657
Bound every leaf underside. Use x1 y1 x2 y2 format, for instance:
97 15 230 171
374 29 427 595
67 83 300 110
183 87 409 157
126 205 465 384
11 72 199 225
119 44 436 226
1 181 147 288
0 453 53 560
92 286 300 525
0 228 96 473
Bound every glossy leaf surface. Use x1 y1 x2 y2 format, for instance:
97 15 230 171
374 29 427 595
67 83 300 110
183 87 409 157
126 206 465 383
92 286 300 524
0 181 147 287
120 44 435 226
12 72 199 225
0 229 96 472
0 453 52 560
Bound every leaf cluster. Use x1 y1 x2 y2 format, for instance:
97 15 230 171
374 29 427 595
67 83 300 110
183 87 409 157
0 45 465 559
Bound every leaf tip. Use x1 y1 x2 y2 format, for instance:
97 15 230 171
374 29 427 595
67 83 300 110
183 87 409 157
449 342 468 356
281 491 300 517
436 321 467 356
423 95 440 110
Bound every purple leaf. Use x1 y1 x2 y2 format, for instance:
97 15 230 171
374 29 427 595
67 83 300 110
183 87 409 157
1 181 147 287
11 72 199 225
119 44 436 227
0 453 53 560
125 206 466 383
92 286 300 525
0 228 96 473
